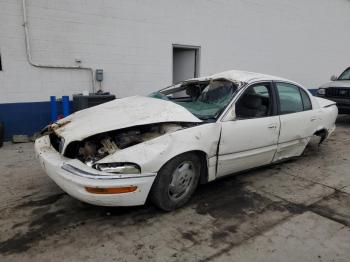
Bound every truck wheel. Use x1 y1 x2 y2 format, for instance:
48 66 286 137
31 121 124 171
151 153 201 211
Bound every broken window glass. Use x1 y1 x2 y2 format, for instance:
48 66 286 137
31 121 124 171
150 79 238 120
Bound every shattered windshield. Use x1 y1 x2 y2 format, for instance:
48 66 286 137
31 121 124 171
338 68 350 80
149 79 238 120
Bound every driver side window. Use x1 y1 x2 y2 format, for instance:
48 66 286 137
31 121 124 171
236 83 273 119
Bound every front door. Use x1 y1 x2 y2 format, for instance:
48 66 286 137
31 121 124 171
217 82 280 177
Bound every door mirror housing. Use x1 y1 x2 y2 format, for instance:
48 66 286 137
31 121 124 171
330 75 338 81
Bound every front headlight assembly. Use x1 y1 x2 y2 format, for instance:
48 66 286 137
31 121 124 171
94 163 141 174
317 88 326 96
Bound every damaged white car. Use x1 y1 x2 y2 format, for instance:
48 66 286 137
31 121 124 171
35 70 338 211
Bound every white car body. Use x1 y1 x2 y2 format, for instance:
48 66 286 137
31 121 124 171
35 70 338 207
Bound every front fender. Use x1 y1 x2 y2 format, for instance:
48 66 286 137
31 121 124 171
97 123 221 174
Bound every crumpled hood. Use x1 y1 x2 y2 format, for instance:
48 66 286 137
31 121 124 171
53 96 202 147
320 80 350 88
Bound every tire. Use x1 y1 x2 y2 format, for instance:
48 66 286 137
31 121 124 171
150 153 201 211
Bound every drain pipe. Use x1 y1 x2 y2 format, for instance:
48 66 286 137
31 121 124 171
22 0 96 93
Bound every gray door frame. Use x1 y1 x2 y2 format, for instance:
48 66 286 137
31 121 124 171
172 44 201 84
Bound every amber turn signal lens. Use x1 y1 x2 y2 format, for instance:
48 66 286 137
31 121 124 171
85 186 137 194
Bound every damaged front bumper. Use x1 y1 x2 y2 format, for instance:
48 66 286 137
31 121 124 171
34 135 157 206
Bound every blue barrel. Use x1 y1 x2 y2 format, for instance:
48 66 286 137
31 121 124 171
62 96 70 117
50 96 57 122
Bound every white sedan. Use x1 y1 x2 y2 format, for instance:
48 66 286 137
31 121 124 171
35 70 338 211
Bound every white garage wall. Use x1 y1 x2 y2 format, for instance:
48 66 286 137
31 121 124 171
0 0 349 104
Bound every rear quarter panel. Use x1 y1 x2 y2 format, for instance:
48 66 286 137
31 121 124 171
317 104 338 137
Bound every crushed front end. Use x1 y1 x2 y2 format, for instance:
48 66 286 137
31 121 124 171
35 122 194 206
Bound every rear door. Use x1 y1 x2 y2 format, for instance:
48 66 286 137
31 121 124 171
273 82 318 161
217 82 280 177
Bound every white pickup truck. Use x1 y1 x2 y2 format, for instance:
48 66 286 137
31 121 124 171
317 67 350 114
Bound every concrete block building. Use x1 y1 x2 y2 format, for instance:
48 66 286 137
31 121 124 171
0 0 349 139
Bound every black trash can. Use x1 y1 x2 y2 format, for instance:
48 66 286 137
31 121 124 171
72 93 116 112
0 122 4 148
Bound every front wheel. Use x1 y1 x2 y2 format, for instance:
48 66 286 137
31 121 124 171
150 153 201 211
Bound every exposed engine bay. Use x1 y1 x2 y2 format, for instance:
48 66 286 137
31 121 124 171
55 122 195 166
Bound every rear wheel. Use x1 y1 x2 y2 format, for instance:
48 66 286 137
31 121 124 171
151 153 201 211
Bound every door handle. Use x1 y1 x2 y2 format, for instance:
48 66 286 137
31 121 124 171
268 124 277 129
310 116 317 122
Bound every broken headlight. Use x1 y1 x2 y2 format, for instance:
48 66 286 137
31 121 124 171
94 163 141 174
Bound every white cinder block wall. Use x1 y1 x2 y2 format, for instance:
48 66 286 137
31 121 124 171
0 0 350 104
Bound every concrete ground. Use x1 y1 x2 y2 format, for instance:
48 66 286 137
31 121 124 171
0 116 350 262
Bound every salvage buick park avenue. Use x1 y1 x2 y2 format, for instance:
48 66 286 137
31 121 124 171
35 70 338 211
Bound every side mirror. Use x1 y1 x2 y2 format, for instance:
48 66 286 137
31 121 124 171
330 75 338 81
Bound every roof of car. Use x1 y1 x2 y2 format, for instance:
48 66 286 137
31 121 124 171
185 70 293 86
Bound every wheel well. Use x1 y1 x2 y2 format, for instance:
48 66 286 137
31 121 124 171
160 150 209 184
314 128 328 144
190 150 209 185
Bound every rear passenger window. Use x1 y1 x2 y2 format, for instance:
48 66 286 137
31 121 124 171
300 89 312 111
276 83 303 114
